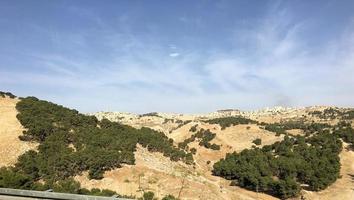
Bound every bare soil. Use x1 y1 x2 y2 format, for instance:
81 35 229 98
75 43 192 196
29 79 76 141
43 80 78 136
0 97 37 167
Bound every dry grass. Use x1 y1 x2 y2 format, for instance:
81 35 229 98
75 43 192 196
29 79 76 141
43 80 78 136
76 145 277 200
0 97 37 167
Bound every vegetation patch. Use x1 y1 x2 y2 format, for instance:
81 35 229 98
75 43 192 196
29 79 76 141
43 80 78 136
178 128 220 151
0 168 128 197
206 116 256 130
264 120 331 136
0 91 16 98
139 112 161 118
252 138 262 145
213 119 354 199
189 124 198 132
310 108 354 120
169 120 192 133
0 96 193 196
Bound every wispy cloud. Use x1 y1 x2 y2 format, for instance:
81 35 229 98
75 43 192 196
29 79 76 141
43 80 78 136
169 53 180 57
1 1 354 113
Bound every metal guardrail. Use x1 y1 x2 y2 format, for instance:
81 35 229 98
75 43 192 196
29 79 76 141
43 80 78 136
0 188 133 200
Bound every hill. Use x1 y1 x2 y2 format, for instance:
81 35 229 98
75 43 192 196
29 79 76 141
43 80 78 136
0 92 354 199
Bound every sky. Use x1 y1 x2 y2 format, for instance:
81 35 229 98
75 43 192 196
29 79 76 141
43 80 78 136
1 0 354 114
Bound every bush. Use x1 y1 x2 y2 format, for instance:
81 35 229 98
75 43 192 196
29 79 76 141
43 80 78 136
210 143 221 150
141 191 155 200
189 125 198 132
0 167 32 189
162 194 179 200
53 178 81 194
252 138 262 145
190 148 197 154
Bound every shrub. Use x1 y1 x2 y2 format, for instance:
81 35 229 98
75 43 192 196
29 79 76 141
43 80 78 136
252 138 262 145
189 125 198 132
162 194 179 200
53 178 81 194
190 148 197 154
0 167 32 189
141 191 155 200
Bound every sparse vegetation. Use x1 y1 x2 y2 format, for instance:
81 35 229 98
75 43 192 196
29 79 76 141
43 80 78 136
309 108 341 119
178 128 220 151
310 108 354 120
342 110 354 120
175 120 192 130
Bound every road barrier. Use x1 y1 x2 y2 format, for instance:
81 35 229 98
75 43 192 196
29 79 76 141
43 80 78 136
0 188 133 200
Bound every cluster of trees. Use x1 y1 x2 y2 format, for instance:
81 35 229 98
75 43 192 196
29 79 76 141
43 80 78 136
0 91 16 98
139 112 161 118
206 116 256 130
213 116 354 199
333 121 354 149
264 120 331 136
213 133 342 199
0 96 193 196
178 128 220 151
342 110 354 120
0 167 127 197
309 108 354 120
309 108 342 119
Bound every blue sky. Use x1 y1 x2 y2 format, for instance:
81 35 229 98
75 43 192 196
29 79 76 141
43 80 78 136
1 0 354 113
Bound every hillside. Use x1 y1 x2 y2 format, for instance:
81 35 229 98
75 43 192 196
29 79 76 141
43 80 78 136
0 97 37 167
0 93 354 199
92 109 354 200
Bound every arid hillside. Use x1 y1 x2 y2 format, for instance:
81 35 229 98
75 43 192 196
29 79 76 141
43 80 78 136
0 95 353 200
0 97 37 167
91 107 354 200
